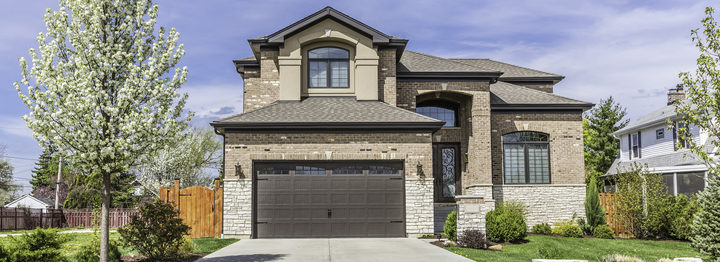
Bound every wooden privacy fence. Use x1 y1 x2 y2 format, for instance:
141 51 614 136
63 208 138 228
599 193 632 237
0 207 64 230
160 179 222 238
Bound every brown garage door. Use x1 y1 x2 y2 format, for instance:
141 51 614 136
253 161 405 238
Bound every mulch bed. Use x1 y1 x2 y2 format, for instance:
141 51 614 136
122 254 205 262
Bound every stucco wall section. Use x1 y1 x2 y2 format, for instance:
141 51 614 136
493 184 586 227
490 111 585 185
223 179 252 238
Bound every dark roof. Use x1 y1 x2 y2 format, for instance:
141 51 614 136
490 81 593 108
605 150 706 175
398 50 498 73
32 195 55 206
251 6 403 45
614 104 676 135
212 97 444 130
451 58 563 80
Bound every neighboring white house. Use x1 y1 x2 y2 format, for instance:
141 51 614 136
605 86 714 195
4 194 58 211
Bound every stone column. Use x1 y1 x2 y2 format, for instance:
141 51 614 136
455 195 495 236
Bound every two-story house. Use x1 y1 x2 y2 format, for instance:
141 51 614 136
606 86 712 195
211 7 592 239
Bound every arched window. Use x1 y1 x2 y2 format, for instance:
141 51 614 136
308 47 349 88
503 131 550 184
416 100 459 127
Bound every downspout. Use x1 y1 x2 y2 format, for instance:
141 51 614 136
213 127 226 239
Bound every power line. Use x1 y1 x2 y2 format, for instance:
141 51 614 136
0 155 39 161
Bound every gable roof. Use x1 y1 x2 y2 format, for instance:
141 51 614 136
211 97 444 131
451 58 563 81
4 194 55 207
605 150 706 176
490 81 592 109
614 104 676 136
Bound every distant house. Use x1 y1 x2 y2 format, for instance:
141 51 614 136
4 194 59 211
605 86 713 195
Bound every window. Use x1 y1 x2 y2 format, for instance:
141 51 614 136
308 47 349 88
416 100 459 127
656 128 664 139
630 132 641 159
673 122 690 150
503 132 550 184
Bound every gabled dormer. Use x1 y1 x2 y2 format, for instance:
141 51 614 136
235 7 408 110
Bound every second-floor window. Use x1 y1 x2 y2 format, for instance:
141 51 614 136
416 100 459 127
674 122 691 150
630 132 641 159
308 47 349 88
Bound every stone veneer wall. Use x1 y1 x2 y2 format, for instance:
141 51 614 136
222 131 435 238
222 179 252 238
492 185 586 227
242 49 280 112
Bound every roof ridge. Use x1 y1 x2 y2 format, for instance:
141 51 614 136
452 58 560 77
404 50 497 72
496 81 588 104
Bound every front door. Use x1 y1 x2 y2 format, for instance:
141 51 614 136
433 143 460 202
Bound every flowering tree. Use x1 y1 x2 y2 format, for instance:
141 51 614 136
135 128 221 192
14 0 189 260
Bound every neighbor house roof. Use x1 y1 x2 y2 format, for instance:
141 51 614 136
614 104 677 136
490 81 592 109
451 58 563 81
4 194 55 208
211 97 445 131
605 150 706 176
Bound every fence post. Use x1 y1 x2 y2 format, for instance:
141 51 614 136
15 208 18 230
40 209 44 228
1 207 3 230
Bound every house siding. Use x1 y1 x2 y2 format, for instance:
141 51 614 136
618 123 703 162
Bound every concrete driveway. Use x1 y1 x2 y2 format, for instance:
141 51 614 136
198 238 473 262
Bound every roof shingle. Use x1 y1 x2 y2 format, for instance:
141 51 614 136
451 58 561 78
490 81 592 106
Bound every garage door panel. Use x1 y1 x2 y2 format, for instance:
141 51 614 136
255 161 405 238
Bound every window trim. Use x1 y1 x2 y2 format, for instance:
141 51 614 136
307 47 350 89
656 128 664 140
416 100 460 127
673 122 690 150
630 132 641 159
502 131 551 184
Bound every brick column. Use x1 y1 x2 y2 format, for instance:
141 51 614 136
455 195 495 236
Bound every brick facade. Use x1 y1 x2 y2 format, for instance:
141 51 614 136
242 49 280 112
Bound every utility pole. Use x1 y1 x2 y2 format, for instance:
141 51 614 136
55 156 62 209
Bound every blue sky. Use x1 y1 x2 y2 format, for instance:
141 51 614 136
0 0 711 193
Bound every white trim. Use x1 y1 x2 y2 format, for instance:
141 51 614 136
673 172 678 196
645 165 708 174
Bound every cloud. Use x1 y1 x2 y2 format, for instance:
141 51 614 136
0 115 33 139
182 84 243 120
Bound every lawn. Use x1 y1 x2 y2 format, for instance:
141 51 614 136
445 235 701 262
0 231 238 261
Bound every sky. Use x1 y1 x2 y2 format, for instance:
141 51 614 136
0 0 711 194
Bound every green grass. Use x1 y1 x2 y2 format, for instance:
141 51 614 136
192 238 239 254
1 231 238 260
446 235 701 262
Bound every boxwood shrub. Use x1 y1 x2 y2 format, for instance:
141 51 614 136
531 223 552 235
486 202 527 243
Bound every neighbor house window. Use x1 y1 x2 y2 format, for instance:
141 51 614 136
503 131 550 184
656 128 664 139
630 132 641 159
673 122 690 150
416 100 459 127
308 47 349 88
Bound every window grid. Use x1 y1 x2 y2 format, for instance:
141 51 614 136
502 132 551 184
417 106 456 127
308 47 349 88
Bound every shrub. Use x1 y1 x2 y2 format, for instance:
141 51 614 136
613 163 673 239
552 220 583 238
577 217 593 236
486 202 527 243
7 228 68 262
443 210 457 241
75 235 122 262
531 223 552 235
457 229 487 249
0 244 9 262
119 200 191 260
180 237 195 254
691 176 720 260
586 176 607 229
593 224 615 239
668 194 698 240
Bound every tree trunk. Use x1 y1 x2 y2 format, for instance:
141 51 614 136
100 172 111 262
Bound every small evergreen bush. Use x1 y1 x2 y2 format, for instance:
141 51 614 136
593 224 614 239
457 229 487 249
669 194 698 240
585 176 606 229
443 210 457 241
486 202 527 243
691 176 720 260
75 237 122 262
552 220 583 238
7 228 68 262
119 200 191 260
531 223 552 235
577 217 593 236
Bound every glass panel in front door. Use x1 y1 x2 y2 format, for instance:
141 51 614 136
441 147 456 198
